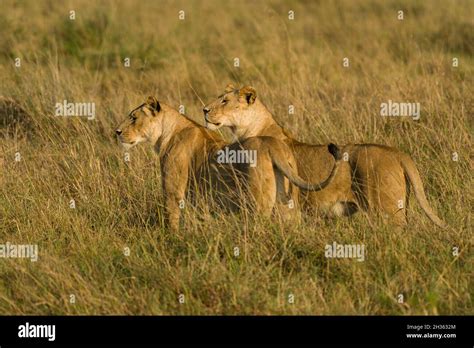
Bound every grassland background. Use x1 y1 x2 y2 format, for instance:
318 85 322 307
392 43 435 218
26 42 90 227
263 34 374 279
0 0 472 315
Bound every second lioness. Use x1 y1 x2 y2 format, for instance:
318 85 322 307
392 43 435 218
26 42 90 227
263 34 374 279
203 85 446 227
116 96 339 230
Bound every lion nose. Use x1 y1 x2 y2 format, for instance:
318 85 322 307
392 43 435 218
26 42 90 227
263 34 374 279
115 129 122 136
203 107 210 114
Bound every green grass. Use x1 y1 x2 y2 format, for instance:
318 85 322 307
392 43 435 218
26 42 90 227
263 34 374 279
0 0 472 315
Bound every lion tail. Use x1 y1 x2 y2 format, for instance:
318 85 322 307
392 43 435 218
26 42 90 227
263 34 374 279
400 154 446 228
268 141 340 192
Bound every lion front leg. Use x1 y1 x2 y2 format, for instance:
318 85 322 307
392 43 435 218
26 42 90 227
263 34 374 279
246 153 276 217
163 194 182 231
161 158 189 231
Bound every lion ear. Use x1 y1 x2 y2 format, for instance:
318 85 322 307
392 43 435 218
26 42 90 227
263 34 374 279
145 96 161 112
224 84 236 93
239 86 257 105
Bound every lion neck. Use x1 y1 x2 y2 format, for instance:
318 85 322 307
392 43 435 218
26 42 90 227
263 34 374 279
233 99 287 142
153 103 196 157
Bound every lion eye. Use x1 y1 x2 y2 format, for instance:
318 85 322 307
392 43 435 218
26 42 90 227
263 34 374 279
221 99 228 104
130 115 137 122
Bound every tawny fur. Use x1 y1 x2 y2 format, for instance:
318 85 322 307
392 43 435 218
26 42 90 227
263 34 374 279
203 85 445 227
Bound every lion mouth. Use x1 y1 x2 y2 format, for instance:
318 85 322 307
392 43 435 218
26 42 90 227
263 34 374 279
205 115 221 127
120 140 137 149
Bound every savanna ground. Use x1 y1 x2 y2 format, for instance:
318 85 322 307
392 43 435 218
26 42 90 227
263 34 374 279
0 0 472 315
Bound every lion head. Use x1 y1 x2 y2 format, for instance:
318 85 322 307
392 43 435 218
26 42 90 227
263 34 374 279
203 84 258 131
115 96 162 149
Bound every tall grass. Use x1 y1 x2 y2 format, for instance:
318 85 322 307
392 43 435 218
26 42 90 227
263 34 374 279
0 0 472 314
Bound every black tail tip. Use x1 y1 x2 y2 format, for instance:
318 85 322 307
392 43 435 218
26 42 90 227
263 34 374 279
328 143 342 160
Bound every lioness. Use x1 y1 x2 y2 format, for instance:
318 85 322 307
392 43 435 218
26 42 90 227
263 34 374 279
203 85 446 228
115 96 340 230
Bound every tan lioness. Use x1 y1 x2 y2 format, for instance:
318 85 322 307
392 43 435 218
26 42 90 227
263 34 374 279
203 85 446 228
115 96 340 230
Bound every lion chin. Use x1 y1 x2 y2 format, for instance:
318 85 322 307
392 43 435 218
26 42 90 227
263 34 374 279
205 121 221 130
120 141 137 150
